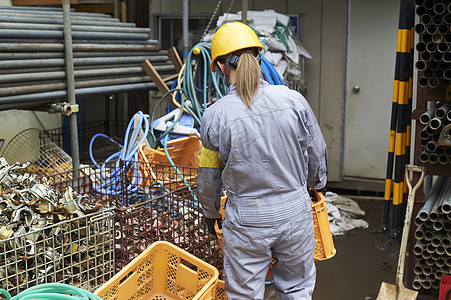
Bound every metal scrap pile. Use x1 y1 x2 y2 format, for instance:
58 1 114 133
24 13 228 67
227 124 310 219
0 157 114 295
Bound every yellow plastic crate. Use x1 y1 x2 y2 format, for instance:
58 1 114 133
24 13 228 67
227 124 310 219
95 241 219 300
214 280 227 300
312 191 336 261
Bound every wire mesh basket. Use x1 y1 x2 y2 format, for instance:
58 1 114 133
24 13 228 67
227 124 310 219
44 120 127 164
1 128 73 181
0 209 115 296
41 159 221 273
114 183 223 273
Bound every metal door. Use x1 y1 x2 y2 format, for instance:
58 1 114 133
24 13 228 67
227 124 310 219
344 0 401 179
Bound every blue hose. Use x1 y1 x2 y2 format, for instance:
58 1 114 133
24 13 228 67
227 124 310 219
261 54 285 85
89 111 151 203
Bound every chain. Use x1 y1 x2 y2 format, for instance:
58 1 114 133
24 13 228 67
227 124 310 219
201 0 224 41
223 0 234 24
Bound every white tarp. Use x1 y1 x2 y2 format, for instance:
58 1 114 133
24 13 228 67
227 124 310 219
325 192 370 236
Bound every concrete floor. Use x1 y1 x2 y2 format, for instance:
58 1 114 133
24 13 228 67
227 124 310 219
263 197 440 300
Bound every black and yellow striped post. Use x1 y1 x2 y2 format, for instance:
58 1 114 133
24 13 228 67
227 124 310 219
399 6 415 235
382 0 415 240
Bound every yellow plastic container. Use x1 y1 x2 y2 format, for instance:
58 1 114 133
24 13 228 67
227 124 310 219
214 280 227 300
311 192 336 260
95 241 219 300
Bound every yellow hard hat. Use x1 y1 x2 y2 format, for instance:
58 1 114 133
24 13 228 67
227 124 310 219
210 22 263 72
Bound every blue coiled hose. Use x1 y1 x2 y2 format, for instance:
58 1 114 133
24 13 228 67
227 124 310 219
89 90 197 205
261 54 285 85
89 111 150 202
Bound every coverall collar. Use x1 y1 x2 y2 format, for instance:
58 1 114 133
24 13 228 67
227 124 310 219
227 79 268 96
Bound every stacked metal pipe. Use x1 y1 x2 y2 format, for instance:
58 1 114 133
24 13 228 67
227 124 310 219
418 101 451 164
414 0 451 87
413 176 451 290
0 6 176 111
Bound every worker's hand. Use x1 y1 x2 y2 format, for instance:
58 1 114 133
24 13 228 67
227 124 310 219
308 188 327 201
205 217 222 235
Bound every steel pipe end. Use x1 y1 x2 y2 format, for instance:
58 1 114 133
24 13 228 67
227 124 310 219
413 277 422 290
428 153 439 164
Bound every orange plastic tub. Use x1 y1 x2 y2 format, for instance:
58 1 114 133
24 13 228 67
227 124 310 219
136 136 201 189
95 241 219 300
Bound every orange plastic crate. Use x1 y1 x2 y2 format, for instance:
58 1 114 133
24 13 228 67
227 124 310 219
137 136 201 189
95 241 219 300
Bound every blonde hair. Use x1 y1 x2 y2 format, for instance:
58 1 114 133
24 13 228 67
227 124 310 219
235 50 262 108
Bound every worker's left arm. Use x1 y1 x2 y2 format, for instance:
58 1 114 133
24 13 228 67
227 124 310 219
197 108 224 223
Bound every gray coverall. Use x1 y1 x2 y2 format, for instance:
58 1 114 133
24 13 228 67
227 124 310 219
197 80 327 300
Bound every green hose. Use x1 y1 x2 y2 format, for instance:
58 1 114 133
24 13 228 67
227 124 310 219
0 283 103 300
181 42 227 123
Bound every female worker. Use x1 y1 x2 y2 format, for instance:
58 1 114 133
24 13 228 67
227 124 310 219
197 22 328 299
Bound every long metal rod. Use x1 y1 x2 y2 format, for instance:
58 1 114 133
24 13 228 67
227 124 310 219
0 7 109 17
0 38 158 45
0 15 133 27
0 62 174 77
0 22 151 34
63 0 80 171
0 43 160 52
0 9 110 19
0 12 117 22
0 76 153 96
242 0 248 23
0 29 150 40
0 65 174 84
0 6 175 113
0 56 169 69
0 82 161 109
183 0 189 59
0 5 64 11
439 178 451 214
416 176 446 222
0 51 162 60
